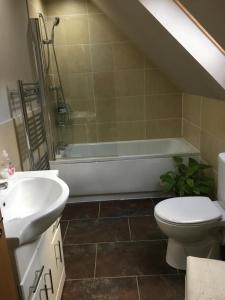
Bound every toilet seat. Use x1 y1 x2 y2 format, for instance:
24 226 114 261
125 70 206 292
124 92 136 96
154 196 222 226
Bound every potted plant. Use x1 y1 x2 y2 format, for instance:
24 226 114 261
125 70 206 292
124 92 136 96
160 156 214 197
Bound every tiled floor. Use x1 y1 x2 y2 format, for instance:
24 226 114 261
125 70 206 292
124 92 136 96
61 199 185 300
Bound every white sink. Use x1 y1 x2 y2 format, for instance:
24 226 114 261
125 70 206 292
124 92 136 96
0 171 69 245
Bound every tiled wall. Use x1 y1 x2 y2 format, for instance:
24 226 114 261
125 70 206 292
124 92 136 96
182 94 225 173
43 0 182 144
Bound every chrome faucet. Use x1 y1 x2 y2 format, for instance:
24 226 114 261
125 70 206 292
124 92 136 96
0 182 8 190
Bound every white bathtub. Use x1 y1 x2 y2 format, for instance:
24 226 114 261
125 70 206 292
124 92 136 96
50 138 199 201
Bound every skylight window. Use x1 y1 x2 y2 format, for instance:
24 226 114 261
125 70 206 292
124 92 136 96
139 0 225 89
174 0 225 56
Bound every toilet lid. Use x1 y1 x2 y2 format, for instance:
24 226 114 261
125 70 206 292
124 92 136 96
154 197 222 225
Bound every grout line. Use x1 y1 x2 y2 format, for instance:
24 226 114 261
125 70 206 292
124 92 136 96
128 218 132 241
45 12 104 18
63 220 70 242
94 244 98 278
86 6 98 142
143 60 147 139
63 239 168 246
97 202 101 218
151 199 155 206
181 93 184 137
62 213 155 222
136 276 141 300
182 117 201 130
65 273 179 282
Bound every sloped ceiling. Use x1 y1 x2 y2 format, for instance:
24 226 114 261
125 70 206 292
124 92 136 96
93 0 225 99
180 0 225 50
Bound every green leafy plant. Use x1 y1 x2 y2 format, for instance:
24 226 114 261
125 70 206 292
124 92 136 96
160 156 214 196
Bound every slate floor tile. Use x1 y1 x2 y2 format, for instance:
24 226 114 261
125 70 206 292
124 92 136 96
100 199 154 218
96 241 175 277
62 202 99 220
62 277 139 300
138 275 185 300
64 218 130 244
64 244 96 279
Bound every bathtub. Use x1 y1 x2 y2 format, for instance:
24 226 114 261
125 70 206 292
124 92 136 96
50 138 199 201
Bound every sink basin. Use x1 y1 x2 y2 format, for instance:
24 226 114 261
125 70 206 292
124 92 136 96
0 172 69 245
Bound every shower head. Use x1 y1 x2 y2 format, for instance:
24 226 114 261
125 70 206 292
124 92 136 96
51 17 60 44
41 16 60 45
53 17 60 27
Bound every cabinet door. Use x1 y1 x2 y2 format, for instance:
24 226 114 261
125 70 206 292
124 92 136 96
32 272 49 300
38 232 55 300
38 221 65 300
51 223 65 299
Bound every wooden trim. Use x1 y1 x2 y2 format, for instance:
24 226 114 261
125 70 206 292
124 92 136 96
0 211 19 300
173 0 225 56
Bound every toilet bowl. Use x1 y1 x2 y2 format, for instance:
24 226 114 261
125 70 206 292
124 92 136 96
154 153 225 270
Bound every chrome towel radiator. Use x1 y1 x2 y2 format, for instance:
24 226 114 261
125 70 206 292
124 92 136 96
10 80 49 170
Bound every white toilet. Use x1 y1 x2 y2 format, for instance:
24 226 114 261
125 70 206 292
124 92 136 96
154 153 225 270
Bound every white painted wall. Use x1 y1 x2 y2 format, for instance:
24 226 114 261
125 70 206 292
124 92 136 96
0 0 34 122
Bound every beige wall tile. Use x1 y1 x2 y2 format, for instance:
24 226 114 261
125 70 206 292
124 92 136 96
89 14 126 43
200 131 225 171
112 42 145 70
147 119 182 139
44 0 87 16
67 98 95 112
86 124 98 143
62 72 93 100
97 122 117 142
91 44 113 72
58 123 97 144
67 99 96 123
55 45 91 73
53 15 89 45
94 72 115 98
73 124 97 143
181 93 225 177
183 119 200 149
95 98 117 122
117 121 145 141
115 70 144 97
97 121 145 142
58 126 74 144
0 120 21 171
201 96 225 140
183 94 202 126
145 69 179 94
40 0 183 145
115 96 145 122
96 96 144 122
146 94 182 120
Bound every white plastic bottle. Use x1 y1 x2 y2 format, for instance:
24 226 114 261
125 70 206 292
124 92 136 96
0 150 15 179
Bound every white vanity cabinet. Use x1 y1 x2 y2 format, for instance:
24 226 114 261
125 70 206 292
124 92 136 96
14 218 65 300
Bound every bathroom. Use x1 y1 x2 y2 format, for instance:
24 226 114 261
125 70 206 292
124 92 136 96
1 0 225 299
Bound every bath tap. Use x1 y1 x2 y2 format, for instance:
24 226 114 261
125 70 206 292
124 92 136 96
0 182 8 190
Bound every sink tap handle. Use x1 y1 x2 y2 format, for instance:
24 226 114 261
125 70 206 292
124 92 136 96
0 182 8 190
